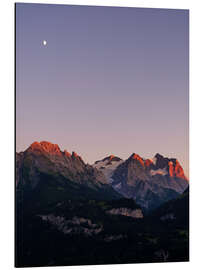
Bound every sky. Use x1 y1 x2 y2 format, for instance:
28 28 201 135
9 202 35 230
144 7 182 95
16 3 189 176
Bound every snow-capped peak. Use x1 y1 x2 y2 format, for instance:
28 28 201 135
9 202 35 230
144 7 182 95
93 156 123 183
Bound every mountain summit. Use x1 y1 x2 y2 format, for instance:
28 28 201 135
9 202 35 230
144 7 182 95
128 153 145 167
93 155 123 184
28 141 62 155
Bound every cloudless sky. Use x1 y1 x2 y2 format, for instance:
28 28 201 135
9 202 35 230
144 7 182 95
16 3 189 176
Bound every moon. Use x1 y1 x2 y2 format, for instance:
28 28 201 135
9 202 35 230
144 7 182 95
43 40 47 46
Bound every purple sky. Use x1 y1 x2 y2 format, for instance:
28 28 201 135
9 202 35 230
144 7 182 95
16 3 189 176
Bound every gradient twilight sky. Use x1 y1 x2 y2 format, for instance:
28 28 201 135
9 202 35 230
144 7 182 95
16 3 189 176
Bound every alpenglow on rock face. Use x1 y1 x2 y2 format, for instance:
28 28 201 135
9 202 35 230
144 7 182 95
16 141 121 203
17 141 106 187
93 153 188 210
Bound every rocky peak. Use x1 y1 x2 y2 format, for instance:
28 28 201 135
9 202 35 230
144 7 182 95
129 153 144 167
26 141 85 163
28 141 62 156
154 153 169 169
152 154 188 181
155 153 164 159
94 155 122 165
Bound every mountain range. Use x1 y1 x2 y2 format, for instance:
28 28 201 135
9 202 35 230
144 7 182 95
16 141 188 210
93 153 188 210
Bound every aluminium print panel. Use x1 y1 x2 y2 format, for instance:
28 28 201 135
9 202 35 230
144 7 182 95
15 3 189 267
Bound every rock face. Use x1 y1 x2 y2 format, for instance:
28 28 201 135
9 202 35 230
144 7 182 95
17 141 107 187
106 207 143 219
155 153 187 180
16 141 121 205
95 153 188 210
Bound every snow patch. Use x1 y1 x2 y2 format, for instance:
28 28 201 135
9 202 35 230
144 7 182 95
93 159 123 183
